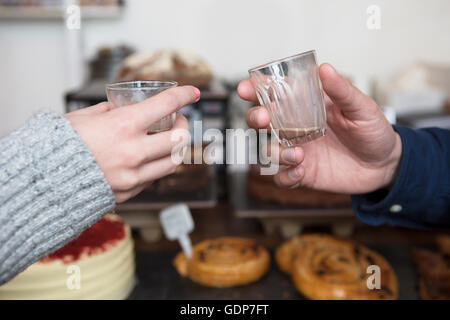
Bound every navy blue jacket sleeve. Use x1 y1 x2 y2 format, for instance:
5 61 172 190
352 125 450 229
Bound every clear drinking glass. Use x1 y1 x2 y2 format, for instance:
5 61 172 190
106 80 178 133
249 50 326 147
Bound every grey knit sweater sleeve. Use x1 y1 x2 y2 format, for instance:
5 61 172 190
0 111 115 285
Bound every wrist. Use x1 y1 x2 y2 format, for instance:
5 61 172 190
381 132 402 190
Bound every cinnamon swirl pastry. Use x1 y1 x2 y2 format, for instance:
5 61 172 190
436 235 450 257
413 248 450 300
413 235 450 300
290 236 398 300
276 234 329 275
173 237 270 287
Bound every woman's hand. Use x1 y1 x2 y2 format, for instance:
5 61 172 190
65 86 199 203
238 63 402 194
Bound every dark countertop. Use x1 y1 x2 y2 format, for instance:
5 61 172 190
128 243 418 300
124 201 449 300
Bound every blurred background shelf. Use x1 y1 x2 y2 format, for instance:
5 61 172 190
230 171 354 218
116 167 218 212
229 172 356 238
0 5 123 19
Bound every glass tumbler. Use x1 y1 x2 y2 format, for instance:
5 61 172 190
106 80 178 133
249 50 326 147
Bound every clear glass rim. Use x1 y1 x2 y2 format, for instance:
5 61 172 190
248 50 316 73
106 80 178 90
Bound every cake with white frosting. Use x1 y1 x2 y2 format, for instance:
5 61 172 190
0 214 135 300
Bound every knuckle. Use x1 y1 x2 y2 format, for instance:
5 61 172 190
124 154 140 168
274 173 289 188
115 117 131 135
114 112 138 135
173 128 190 146
168 126 190 156
115 170 140 191
120 147 143 167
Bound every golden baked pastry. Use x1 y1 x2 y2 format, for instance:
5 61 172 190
173 237 270 287
289 235 398 300
413 248 450 300
436 234 450 256
413 235 450 300
275 234 328 275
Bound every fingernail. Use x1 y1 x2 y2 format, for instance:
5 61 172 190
288 166 303 180
194 88 201 101
281 149 297 164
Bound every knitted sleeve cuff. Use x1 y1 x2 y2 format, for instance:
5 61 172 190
0 111 115 284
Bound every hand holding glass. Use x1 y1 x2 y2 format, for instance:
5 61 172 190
249 50 326 147
106 80 178 133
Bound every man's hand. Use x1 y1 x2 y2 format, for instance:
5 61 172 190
238 63 402 194
65 86 199 203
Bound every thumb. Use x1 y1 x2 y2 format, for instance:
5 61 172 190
69 102 111 116
319 63 378 121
